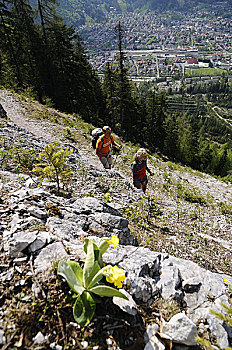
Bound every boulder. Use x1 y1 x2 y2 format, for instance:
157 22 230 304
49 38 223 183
161 313 197 346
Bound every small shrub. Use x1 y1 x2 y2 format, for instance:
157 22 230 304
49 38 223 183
176 182 208 205
121 195 163 241
219 202 232 215
84 190 95 197
63 127 76 141
0 137 38 172
32 142 73 195
222 174 232 184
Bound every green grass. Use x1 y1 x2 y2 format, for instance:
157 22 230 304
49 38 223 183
147 37 156 45
185 68 227 77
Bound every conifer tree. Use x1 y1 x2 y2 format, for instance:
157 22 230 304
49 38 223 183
113 21 138 139
0 0 24 86
102 62 117 128
198 142 213 172
11 0 44 97
149 93 166 150
178 116 199 167
163 113 179 159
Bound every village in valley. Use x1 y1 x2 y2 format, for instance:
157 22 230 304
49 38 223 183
78 4 232 91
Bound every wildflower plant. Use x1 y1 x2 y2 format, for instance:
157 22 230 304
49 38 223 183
57 235 128 327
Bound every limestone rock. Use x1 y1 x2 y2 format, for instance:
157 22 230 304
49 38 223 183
28 231 51 253
161 313 197 346
144 324 165 350
113 289 137 316
34 242 68 273
7 231 37 257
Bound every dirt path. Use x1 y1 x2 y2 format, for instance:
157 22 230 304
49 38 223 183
0 90 61 142
212 106 232 127
0 89 117 170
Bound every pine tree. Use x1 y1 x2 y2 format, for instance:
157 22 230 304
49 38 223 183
102 62 118 129
0 0 24 87
11 0 44 97
198 142 213 172
149 93 167 151
112 21 138 139
178 116 199 167
163 113 179 159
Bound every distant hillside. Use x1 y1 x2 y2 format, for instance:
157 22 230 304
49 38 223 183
29 0 232 27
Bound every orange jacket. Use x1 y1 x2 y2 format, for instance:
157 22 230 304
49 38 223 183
96 134 114 157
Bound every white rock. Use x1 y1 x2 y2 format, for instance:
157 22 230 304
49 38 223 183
28 231 51 253
8 231 37 257
33 331 45 344
145 335 165 350
81 340 89 348
113 289 137 316
161 313 197 346
27 206 47 219
34 242 68 273
0 330 6 345
144 324 159 344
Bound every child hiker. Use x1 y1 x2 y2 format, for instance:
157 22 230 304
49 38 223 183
131 148 153 193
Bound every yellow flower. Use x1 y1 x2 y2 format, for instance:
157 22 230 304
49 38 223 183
106 235 119 249
105 266 125 289
224 278 229 283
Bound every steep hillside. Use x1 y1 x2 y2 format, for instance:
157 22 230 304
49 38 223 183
1 90 231 274
0 90 232 349
29 0 232 26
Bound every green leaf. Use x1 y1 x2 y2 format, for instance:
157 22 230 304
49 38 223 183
83 240 95 288
73 292 96 327
87 265 112 289
99 240 109 255
84 261 101 289
83 238 90 254
68 261 83 283
93 249 104 268
98 252 104 269
84 238 98 254
89 285 129 300
57 261 85 295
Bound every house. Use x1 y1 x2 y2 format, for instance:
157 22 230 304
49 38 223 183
187 58 198 65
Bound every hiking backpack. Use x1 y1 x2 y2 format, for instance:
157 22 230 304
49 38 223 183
91 128 103 149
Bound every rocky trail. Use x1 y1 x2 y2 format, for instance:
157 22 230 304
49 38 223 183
0 90 232 349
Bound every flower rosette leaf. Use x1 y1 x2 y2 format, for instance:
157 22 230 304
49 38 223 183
83 239 101 288
68 261 83 283
89 285 128 300
84 238 104 268
57 261 84 295
87 264 112 290
99 240 110 255
73 291 96 327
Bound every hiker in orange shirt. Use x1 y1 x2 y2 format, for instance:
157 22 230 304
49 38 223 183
96 126 121 169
